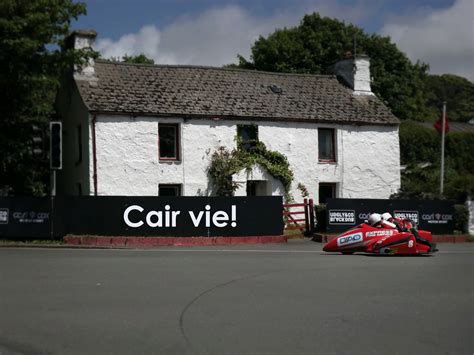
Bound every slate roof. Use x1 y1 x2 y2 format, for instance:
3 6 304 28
75 59 399 125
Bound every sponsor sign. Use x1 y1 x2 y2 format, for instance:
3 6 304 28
54 196 283 237
393 210 419 224
12 211 49 224
422 212 453 225
0 208 8 224
326 199 455 234
1 196 283 238
0 197 51 238
337 232 363 247
328 210 355 225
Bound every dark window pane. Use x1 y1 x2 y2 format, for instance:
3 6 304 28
159 185 181 196
319 183 335 204
159 125 178 159
318 128 335 161
237 125 258 150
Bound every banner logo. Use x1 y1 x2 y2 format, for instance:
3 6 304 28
421 212 453 224
337 232 363 246
329 210 355 225
394 210 419 224
0 208 9 224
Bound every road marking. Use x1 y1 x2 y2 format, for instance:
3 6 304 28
4 248 473 254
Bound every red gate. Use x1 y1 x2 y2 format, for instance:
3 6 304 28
283 198 315 235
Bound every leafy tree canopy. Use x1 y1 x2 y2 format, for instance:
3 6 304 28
237 13 431 121
0 0 93 196
107 53 155 64
425 74 474 122
396 121 474 202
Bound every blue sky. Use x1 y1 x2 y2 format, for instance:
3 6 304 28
75 0 473 79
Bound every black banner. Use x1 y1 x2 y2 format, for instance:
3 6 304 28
55 196 283 237
0 197 51 238
1 196 283 238
326 198 455 234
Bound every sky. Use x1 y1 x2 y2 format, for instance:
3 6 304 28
75 0 474 80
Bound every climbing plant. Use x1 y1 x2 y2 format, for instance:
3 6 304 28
208 141 294 199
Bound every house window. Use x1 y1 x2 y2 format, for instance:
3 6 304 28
159 184 182 196
159 124 180 160
319 183 336 204
237 124 258 150
318 128 336 162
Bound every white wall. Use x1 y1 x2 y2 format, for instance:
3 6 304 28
91 115 400 201
467 199 474 235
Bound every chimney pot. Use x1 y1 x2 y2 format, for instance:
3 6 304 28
66 29 97 81
333 55 373 96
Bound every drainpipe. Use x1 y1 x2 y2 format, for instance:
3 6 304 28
92 114 98 196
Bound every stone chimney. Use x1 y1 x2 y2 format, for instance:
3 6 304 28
333 55 373 96
66 29 97 81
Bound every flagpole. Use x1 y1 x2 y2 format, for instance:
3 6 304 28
440 101 446 195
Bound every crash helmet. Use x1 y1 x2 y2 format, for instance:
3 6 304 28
381 212 393 221
368 213 382 226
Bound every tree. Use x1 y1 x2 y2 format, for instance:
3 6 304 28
395 121 474 202
425 74 474 122
237 13 431 121
122 54 155 64
107 53 155 64
0 0 93 196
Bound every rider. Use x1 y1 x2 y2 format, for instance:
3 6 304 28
368 213 396 229
381 212 436 252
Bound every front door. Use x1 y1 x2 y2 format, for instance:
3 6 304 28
246 180 268 196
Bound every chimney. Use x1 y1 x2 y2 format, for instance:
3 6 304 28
66 29 97 81
333 55 373 96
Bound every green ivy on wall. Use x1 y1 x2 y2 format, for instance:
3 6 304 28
208 141 294 199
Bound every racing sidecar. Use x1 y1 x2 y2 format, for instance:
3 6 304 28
322 222 437 255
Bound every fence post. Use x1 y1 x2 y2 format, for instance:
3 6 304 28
304 198 309 235
309 199 315 233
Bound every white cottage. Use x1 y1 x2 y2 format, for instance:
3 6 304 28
56 30 401 203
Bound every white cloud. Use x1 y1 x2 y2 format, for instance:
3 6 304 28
96 25 161 60
381 0 474 80
94 2 371 66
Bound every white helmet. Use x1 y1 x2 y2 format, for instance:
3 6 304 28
368 213 382 226
381 212 393 221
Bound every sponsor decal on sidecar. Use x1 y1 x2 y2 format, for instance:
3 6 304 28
337 232 363 247
365 230 395 238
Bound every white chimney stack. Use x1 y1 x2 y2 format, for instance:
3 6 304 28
333 55 373 96
66 29 97 81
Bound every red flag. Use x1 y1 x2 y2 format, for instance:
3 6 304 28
434 114 450 134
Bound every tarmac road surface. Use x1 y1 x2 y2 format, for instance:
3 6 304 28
0 241 473 355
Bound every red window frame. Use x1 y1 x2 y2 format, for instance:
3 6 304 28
158 123 180 161
318 128 336 162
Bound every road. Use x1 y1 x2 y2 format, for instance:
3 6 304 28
0 241 473 355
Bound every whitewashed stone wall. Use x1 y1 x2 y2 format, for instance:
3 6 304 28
89 115 400 202
467 199 474 235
